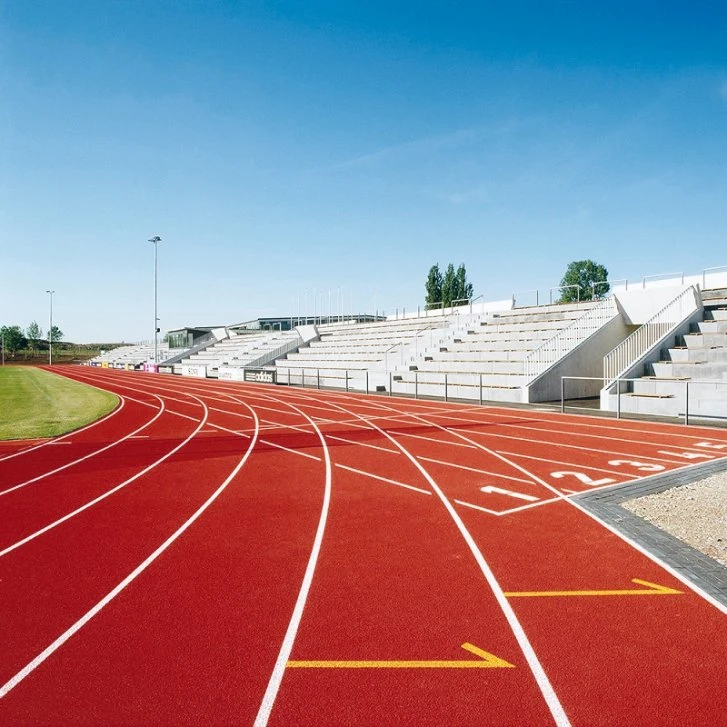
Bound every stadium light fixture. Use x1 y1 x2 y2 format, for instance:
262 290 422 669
148 236 162 365
45 290 55 365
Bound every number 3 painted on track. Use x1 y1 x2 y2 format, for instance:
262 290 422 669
608 460 665 472
551 471 616 487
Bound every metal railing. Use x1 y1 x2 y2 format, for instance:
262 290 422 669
643 272 684 288
561 375 727 425
703 265 727 289
523 297 618 382
244 332 303 369
603 286 700 385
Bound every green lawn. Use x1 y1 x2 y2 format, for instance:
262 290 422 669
0 367 119 440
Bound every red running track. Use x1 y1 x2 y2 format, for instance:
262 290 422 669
1 366 726 726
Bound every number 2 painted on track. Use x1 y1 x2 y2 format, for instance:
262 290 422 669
551 471 616 487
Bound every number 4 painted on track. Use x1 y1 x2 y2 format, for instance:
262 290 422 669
479 485 539 502
551 471 616 487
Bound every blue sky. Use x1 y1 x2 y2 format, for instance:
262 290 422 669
2 1 726 342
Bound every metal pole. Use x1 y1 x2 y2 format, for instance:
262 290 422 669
415 371 418 399
317 368 320 389
148 236 161 365
684 381 689 425
345 369 349 392
366 371 369 395
46 289 55 365
616 377 621 420
561 377 565 413
444 373 448 402
389 371 392 396
479 373 483 406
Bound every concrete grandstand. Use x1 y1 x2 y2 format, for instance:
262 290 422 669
89 266 727 421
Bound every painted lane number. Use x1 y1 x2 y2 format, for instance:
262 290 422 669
551 471 616 487
608 460 665 472
479 485 540 502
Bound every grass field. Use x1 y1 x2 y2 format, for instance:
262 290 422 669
0 366 119 440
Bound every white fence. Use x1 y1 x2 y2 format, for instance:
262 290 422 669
523 297 618 382
603 286 701 385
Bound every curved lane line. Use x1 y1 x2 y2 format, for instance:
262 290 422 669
0 394 165 498
252 393 332 727
264 388 571 727
382 404 727 617
0 396 259 699
0 390 126 463
0 391 201 557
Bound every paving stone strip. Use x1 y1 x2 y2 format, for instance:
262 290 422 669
576 458 727 609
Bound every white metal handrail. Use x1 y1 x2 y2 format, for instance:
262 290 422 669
524 297 617 381
244 332 303 369
603 286 700 385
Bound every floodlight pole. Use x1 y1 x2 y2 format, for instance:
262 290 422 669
46 289 55 365
149 236 162 365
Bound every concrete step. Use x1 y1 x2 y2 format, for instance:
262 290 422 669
651 360 727 379
667 347 727 363
684 332 727 348
704 308 727 322
696 320 727 334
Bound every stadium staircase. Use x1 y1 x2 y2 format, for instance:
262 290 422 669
602 287 727 419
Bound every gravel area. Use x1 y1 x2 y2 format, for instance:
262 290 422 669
623 471 727 568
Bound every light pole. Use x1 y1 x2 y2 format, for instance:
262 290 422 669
46 289 55 365
148 236 162 365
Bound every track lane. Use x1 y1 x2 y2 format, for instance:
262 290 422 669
3 370 725 725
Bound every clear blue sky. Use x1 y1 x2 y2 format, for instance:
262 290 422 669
2 1 726 343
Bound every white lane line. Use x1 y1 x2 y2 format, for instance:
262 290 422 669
254 400 332 727
416 456 534 484
283 392 571 727
0 396 167 498
0 395 126 463
335 464 431 495
261 418 312 435
455 424 695 466
495 450 634 477
325 434 400 454
0 399 260 699
455 497 562 517
431 407 727 447
0 395 208 558
402 407 727 616
259 439 321 461
388 429 477 449
47 442 73 446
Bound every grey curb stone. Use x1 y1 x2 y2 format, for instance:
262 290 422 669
575 457 727 609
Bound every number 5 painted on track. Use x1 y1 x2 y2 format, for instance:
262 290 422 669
551 471 616 487
608 460 665 472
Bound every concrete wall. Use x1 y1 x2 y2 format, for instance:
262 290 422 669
613 285 691 325
524 314 630 403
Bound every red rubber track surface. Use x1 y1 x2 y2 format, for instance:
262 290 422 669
1 367 726 726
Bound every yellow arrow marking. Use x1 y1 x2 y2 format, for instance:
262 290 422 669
286 642 515 669
504 578 682 598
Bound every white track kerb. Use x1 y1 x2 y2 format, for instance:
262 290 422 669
0 394 165 498
0 397 260 699
0 393 126 463
272 388 572 727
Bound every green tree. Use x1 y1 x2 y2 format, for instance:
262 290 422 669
49 325 64 343
441 263 456 308
558 260 609 302
454 263 474 304
425 264 443 309
26 321 42 352
0 325 27 356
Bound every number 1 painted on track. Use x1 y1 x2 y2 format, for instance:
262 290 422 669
480 485 539 502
